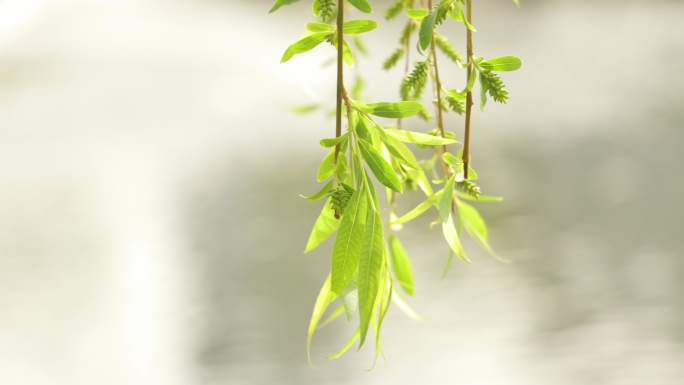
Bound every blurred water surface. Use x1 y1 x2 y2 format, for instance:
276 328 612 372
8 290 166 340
0 0 682 384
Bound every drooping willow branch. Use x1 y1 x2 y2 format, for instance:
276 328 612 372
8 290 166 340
272 0 523 364
334 0 345 164
462 0 473 179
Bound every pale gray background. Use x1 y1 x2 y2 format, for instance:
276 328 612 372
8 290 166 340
1 0 682 384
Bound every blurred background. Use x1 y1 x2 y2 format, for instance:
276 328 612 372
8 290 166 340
1 0 682 384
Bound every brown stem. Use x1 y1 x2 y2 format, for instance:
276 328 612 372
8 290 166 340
427 0 450 179
463 0 474 180
334 0 344 163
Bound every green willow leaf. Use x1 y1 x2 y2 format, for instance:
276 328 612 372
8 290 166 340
318 303 345 329
342 40 355 66
331 188 368 293
343 20 378 35
392 291 423 321
456 191 503 202
348 0 372 13
389 235 415 295
281 32 331 63
374 269 392 359
392 190 441 225
407 8 429 20
289 104 320 114
329 329 360 360
320 133 349 148
307 274 337 365
307 22 335 33
269 0 300 13
442 213 470 263
439 175 456 222
358 139 403 193
300 180 334 201
457 200 495 254
418 11 437 52
316 150 335 182
304 197 340 253
365 101 424 119
480 55 523 72
357 196 385 347
381 134 420 169
385 129 458 146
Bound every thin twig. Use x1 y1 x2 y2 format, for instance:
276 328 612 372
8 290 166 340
334 0 345 163
463 0 474 179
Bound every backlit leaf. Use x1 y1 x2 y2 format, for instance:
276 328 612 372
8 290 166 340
357 195 385 347
439 175 455 222
348 0 372 13
389 235 415 295
304 197 340 253
457 200 495 254
442 213 470 263
418 11 437 52
364 101 424 119
331 188 368 293
307 274 337 365
281 32 331 63
480 55 522 72
316 150 335 182
300 180 334 201
343 20 378 35
329 329 360 360
385 129 458 146
358 139 403 192
269 0 300 13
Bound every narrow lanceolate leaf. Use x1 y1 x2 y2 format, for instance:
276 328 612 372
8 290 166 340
358 198 385 347
442 213 470 263
331 188 368 293
318 303 345 329
389 235 415 295
289 104 319 114
269 0 300 13
348 0 372 13
457 200 495 254
392 191 441 225
456 191 503 203
392 291 423 321
307 274 337 365
358 139 403 193
343 20 378 35
300 180 334 201
418 11 437 52
320 133 349 148
374 269 392 361
439 175 456 222
381 134 420 169
306 22 335 33
281 32 331 63
305 198 340 253
316 150 335 182
385 129 458 146
407 8 430 20
329 329 360 360
480 56 523 72
365 101 424 119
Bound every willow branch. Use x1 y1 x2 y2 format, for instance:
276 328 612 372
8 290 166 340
463 0 474 179
334 0 345 163
427 0 450 179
